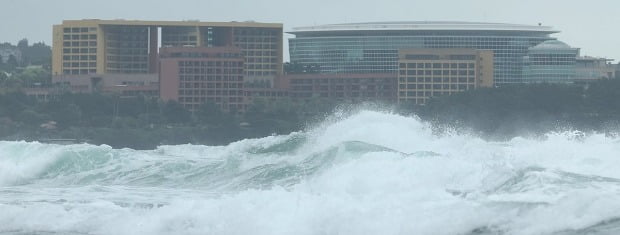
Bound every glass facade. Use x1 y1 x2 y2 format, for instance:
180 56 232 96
289 22 558 85
523 40 579 83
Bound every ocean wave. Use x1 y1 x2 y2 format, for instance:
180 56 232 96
2 110 620 234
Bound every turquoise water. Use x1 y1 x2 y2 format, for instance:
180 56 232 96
1 110 620 234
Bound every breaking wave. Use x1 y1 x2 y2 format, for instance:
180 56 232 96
1 110 620 235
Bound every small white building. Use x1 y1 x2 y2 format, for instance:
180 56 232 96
575 56 616 82
0 47 22 64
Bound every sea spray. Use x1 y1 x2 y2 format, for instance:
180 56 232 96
1 110 620 234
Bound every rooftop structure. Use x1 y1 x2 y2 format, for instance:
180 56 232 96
291 21 558 35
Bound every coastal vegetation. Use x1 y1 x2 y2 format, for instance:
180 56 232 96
2 79 620 149
0 92 339 149
415 79 620 139
0 39 52 92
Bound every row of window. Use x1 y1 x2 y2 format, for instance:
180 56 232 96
291 85 393 91
63 27 97 33
237 44 277 49
106 42 148 48
246 71 277 76
179 84 243 93
179 68 243 74
243 51 279 57
246 64 277 70
106 56 148 62
63 62 96 68
106 34 149 40
291 92 393 98
62 55 97 61
164 52 241 59
399 77 476 83
178 61 243 67
234 37 278 43
399 84 476 90
180 82 242 88
180 76 243 82
179 90 244 97
106 49 148 55
106 63 148 69
63 69 96 75
63 48 97 54
233 30 279 36
290 78 394 84
63 34 97 40
404 54 477 60
63 41 97 47
245 91 288 97
399 63 476 69
106 28 148 34
399 89 473 97
400 70 477 76
246 58 278 63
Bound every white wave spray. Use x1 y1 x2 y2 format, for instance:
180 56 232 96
1 110 620 235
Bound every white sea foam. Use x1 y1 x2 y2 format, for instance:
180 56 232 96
1 110 620 234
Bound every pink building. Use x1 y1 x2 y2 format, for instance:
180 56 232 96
159 47 245 112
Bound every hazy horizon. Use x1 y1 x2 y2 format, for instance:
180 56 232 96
3 0 619 62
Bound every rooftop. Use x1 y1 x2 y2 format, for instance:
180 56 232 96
290 21 559 34
58 19 282 28
529 40 577 51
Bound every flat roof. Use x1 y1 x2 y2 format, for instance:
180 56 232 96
290 21 558 34
58 19 282 28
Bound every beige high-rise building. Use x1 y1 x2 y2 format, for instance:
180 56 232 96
52 19 283 90
397 48 494 105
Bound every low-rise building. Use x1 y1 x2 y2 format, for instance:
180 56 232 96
575 56 615 83
52 73 159 96
285 73 396 103
0 47 22 64
397 48 494 105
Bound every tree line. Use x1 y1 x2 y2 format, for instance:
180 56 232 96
413 79 620 139
0 39 52 91
0 92 340 149
4 79 620 149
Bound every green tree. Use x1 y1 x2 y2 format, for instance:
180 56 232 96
195 102 231 125
6 55 18 70
17 39 28 50
0 71 7 84
15 67 50 86
162 101 191 123
23 42 52 67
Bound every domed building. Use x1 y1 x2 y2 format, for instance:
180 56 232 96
288 21 560 85
523 40 579 83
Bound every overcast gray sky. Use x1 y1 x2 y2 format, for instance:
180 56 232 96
3 0 619 61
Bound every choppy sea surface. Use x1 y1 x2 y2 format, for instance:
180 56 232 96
2 110 620 235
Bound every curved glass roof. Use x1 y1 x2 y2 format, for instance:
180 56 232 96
290 21 559 34
529 40 573 50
